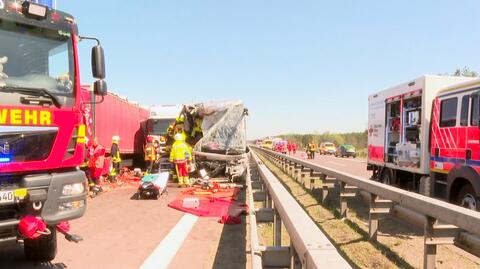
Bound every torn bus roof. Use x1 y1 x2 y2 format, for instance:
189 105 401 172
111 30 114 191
184 100 248 155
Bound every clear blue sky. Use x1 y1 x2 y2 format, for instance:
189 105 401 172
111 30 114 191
60 1 480 139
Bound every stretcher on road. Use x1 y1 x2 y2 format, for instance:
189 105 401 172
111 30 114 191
137 172 169 199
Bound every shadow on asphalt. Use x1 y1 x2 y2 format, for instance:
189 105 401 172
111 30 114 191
212 183 247 269
0 244 67 269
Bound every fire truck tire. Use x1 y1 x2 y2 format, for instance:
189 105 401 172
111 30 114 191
457 184 479 211
24 226 57 261
419 176 432 196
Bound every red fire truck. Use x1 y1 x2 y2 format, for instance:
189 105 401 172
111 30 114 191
0 0 106 260
367 75 480 210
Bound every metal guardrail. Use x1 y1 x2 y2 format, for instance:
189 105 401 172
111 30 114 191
247 149 351 269
253 145 480 269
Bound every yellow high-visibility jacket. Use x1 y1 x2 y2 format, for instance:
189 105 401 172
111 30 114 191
144 142 156 161
111 143 121 163
170 141 192 162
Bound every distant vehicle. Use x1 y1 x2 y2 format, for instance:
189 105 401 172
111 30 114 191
367 75 480 210
335 145 356 158
262 139 274 150
274 140 288 154
320 142 337 155
255 139 263 146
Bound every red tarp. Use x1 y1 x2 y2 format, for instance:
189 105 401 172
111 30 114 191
168 187 247 219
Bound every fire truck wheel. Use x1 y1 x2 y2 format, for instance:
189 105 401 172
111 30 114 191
24 226 57 261
419 176 432 196
457 184 479 211
381 169 392 185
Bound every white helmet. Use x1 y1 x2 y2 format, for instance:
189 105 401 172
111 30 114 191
112 135 120 142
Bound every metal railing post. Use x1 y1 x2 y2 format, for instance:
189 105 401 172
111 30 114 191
369 193 379 241
310 171 320 191
274 208 282 246
288 161 294 177
293 164 301 181
266 192 272 209
252 146 480 269
300 167 310 187
290 240 301 269
339 182 348 219
423 216 437 269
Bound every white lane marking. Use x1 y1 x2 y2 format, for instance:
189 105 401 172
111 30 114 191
139 213 199 269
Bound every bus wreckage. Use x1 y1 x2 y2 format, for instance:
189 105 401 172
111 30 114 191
180 100 249 181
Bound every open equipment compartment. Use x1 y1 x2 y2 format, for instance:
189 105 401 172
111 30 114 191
397 91 422 168
385 98 401 164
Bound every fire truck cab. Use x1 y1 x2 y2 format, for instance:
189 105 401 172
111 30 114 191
367 76 480 210
430 79 480 209
0 0 106 261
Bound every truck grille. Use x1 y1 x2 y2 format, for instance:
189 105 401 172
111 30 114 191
0 126 57 162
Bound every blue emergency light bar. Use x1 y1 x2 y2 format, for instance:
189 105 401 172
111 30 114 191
0 156 12 163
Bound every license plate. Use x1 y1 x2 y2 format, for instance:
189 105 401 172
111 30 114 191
0 190 14 205
0 188 27 205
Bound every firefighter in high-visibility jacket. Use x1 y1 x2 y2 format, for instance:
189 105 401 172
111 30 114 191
170 133 192 187
174 115 188 142
191 117 203 144
144 136 156 173
109 136 121 181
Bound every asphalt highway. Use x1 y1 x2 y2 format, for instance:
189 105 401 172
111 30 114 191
0 184 245 269
0 152 370 269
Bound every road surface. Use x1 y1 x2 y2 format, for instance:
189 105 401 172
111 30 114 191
0 183 247 269
0 153 371 269
292 151 371 178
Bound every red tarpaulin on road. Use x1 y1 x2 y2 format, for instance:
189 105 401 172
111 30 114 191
168 187 247 219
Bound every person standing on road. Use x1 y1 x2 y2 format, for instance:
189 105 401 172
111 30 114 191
308 141 317 159
144 136 156 173
89 137 106 188
109 135 121 182
170 133 192 187
292 143 297 155
287 142 292 155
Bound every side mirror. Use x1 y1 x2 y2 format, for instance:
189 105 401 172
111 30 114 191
94 80 107 96
92 45 106 79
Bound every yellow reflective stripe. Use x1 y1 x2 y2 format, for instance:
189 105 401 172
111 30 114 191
77 124 86 143
431 168 448 174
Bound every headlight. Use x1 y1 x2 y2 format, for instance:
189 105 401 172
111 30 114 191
62 183 85 196
59 200 85 211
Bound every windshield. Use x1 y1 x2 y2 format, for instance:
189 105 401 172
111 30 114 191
344 145 355 150
0 20 75 107
324 143 334 147
147 118 175 135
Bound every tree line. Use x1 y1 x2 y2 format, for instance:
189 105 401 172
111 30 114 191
280 130 368 149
